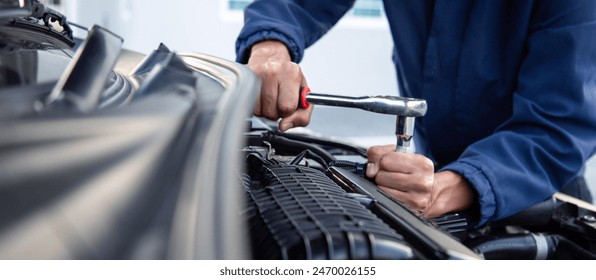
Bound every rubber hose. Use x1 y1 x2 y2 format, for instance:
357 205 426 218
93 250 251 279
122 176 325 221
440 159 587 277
471 234 555 260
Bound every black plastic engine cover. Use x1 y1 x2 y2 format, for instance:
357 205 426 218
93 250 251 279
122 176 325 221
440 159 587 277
242 155 414 260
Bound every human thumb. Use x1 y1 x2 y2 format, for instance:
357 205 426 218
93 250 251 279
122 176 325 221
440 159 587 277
279 119 294 132
366 161 379 178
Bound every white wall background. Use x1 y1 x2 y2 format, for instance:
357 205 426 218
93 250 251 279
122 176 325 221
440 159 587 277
58 0 398 97
54 0 595 200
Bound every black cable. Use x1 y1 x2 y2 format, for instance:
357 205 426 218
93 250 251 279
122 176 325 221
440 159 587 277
289 150 329 169
275 131 367 158
267 133 335 164
329 160 366 175
67 21 88 31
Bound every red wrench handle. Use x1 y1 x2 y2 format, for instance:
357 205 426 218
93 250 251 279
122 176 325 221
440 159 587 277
298 86 311 109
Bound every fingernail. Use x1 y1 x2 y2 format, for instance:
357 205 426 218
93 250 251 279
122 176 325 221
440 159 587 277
366 162 375 178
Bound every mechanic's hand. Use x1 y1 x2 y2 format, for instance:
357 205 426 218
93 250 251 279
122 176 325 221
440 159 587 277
247 40 314 132
366 145 474 218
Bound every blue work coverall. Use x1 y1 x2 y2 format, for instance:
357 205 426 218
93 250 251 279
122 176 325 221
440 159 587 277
235 0 596 226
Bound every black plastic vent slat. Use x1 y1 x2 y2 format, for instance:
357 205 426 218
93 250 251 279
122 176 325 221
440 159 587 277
243 164 413 260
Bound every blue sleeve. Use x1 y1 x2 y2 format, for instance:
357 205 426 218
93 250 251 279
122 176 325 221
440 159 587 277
442 1 596 226
235 0 356 63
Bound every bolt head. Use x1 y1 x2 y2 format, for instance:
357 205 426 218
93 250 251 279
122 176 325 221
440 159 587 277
581 215 596 223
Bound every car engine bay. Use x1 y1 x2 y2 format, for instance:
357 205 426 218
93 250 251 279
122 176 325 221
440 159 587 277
240 120 596 260
1 0 595 260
